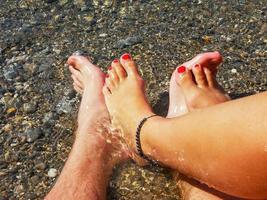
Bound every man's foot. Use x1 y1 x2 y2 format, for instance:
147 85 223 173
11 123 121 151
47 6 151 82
67 54 128 165
167 51 223 118
67 55 108 129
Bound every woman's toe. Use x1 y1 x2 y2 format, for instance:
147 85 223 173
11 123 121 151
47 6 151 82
176 66 196 92
105 74 116 92
107 66 120 86
120 53 139 76
192 64 208 88
204 67 217 88
112 59 127 81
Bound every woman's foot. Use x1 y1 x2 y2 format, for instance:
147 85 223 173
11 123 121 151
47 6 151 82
167 51 223 118
167 55 231 200
103 54 155 153
175 64 230 111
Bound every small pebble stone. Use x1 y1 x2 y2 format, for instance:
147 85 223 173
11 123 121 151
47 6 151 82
117 36 143 48
231 69 237 74
35 162 46 171
14 184 24 194
48 168 57 178
26 128 42 143
23 102 37 113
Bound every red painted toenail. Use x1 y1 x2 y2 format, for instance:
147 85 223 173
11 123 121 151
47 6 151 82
177 66 186 73
113 59 119 63
194 64 201 68
108 66 112 70
122 54 131 60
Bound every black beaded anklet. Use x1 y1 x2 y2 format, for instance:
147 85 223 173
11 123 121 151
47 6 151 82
135 114 158 166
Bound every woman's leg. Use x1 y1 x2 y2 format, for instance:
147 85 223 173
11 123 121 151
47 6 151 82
46 56 127 200
103 53 267 199
167 55 233 200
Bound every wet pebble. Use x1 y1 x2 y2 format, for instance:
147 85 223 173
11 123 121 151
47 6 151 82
56 97 74 114
48 168 57 178
231 69 237 74
3 64 19 81
23 102 37 113
117 36 143 48
14 184 24 194
26 128 42 143
43 112 57 127
35 162 46 171
30 175 40 185
0 88 5 99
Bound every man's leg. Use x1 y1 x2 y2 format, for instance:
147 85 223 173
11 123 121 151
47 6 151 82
45 55 127 200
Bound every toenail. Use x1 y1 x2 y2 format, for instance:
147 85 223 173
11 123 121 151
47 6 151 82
177 66 186 74
108 66 112 70
113 59 119 63
122 53 131 60
194 64 201 68
106 74 109 78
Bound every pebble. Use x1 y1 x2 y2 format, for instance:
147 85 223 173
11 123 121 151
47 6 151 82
14 184 24 194
6 107 16 116
231 68 237 74
48 168 57 178
0 88 5 99
43 112 57 127
2 124 12 132
3 64 18 81
23 102 37 113
117 36 143 48
30 175 40 185
72 50 87 56
26 128 42 143
99 33 108 37
35 162 46 171
56 97 74 114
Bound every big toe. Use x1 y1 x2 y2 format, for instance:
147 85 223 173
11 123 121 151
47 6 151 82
119 53 139 77
176 66 197 95
67 55 93 72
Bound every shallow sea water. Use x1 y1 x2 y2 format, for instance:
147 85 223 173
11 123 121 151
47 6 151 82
0 0 266 199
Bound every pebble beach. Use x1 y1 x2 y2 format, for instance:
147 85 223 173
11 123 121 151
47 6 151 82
0 0 266 199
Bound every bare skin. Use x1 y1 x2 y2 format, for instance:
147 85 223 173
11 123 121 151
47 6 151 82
69 52 233 199
167 51 224 117
46 55 127 200
167 54 233 200
103 53 267 199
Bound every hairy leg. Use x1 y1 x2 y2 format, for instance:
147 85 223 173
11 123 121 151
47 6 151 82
103 53 267 199
45 55 127 200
